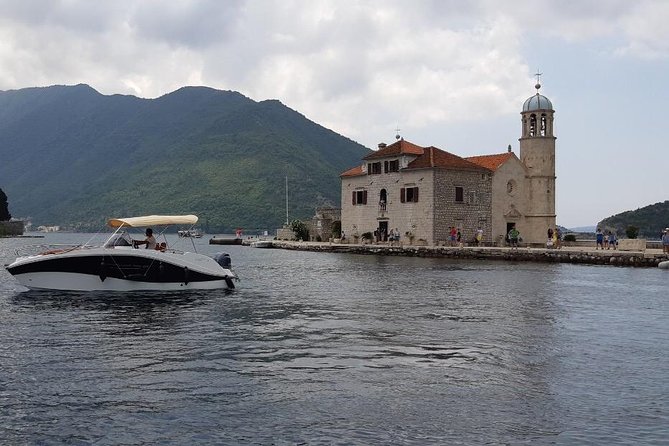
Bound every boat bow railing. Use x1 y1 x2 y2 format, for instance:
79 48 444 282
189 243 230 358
14 243 93 258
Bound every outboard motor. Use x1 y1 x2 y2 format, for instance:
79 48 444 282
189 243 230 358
213 252 232 270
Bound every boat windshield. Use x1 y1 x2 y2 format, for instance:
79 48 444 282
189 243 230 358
104 232 133 248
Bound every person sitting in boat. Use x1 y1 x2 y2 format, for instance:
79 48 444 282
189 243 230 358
133 228 157 249
155 242 167 251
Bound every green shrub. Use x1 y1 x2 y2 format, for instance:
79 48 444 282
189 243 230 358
289 219 309 241
361 231 373 241
564 234 577 242
625 225 639 239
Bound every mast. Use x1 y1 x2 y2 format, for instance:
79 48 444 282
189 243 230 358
285 176 289 225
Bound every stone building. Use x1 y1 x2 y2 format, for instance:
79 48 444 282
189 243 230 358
340 83 556 246
308 207 341 241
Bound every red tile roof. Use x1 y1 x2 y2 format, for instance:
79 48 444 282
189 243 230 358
363 139 425 160
407 146 491 171
340 165 365 177
465 152 516 171
342 139 501 176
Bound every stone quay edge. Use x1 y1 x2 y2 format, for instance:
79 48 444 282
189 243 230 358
267 241 668 268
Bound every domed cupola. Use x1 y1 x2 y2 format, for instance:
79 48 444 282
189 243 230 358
522 92 553 111
522 80 553 111
520 81 554 138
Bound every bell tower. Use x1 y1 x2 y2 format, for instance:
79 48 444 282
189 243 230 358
519 76 556 244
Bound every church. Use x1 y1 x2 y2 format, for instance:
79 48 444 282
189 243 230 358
339 82 556 246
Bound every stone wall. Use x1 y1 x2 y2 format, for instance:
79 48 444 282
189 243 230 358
341 168 436 243
272 241 668 268
433 169 492 245
276 227 296 240
308 207 341 242
490 156 527 243
342 166 496 246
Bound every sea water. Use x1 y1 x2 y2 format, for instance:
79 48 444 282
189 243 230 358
0 233 667 445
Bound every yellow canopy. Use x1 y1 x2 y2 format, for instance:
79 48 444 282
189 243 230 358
108 214 198 228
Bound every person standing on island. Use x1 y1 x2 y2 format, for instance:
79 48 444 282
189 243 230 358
596 228 604 250
133 228 157 249
661 228 669 253
607 231 617 250
508 226 520 249
475 227 483 246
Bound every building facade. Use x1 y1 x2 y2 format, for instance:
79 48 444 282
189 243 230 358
341 141 493 245
340 84 556 246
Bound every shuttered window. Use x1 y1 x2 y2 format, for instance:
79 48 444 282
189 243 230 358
401 187 419 203
352 190 367 205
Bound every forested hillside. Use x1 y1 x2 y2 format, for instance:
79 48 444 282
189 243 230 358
0 85 370 232
598 200 669 239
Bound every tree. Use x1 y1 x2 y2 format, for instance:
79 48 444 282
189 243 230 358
290 219 309 241
625 225 639 239
0 188 11 221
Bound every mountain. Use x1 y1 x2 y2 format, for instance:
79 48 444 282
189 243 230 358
0 84 370 232
598 200 669 239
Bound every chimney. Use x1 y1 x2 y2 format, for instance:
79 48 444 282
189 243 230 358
378 142 387 149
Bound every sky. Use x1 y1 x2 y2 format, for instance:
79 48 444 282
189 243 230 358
0 0 667 228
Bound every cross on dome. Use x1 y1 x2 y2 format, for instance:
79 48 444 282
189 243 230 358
534 70 543 91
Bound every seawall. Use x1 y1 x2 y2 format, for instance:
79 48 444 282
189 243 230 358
269 241 668 268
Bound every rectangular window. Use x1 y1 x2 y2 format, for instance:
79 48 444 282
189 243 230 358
455 186 464 202
352 190 367 205
385 159 399 173
367 162 382 175
400 187 419 203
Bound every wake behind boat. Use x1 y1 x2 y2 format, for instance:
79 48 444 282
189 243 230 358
5 214 238 291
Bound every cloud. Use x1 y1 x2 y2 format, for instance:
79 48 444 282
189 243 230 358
0 0 666 148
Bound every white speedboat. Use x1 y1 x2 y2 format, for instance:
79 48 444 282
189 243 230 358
5 215 238 291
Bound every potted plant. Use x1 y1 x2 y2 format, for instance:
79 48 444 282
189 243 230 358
361 232 373 244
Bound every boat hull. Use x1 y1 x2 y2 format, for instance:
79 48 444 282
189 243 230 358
251 241 273 248
6 248 237 292
209 238 242 245
10 271 232 291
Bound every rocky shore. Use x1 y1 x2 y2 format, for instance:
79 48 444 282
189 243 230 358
269 241 668 268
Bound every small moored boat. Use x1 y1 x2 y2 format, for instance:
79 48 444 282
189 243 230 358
209 237 243 245
250 240 273 248
178 229 203 238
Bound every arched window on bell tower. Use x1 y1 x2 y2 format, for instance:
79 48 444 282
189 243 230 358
540 114 547 136
529 114 536 137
